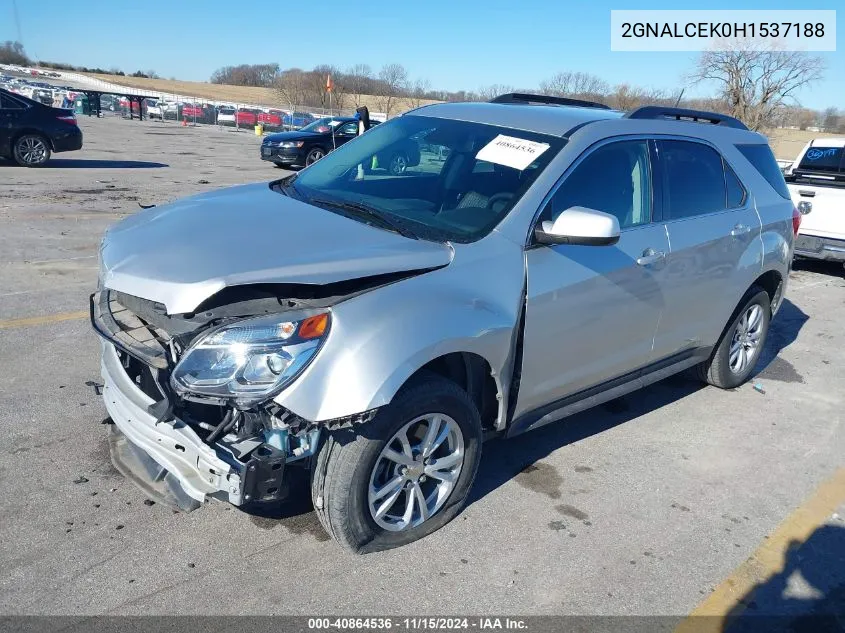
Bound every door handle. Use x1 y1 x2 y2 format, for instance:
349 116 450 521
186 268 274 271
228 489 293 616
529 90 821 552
730 223 751 237
636 248 666 266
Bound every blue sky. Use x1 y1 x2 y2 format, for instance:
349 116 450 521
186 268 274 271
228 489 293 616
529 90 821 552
4 0 842 110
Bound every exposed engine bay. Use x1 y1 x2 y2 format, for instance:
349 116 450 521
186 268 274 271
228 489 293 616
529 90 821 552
90 273 418 508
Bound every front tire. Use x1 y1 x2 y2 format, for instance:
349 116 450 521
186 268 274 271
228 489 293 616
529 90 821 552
13 134 51 167
697 286 770 389
305 147 325 166
312 373 482 553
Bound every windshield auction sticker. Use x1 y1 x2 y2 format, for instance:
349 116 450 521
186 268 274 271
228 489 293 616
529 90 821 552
476 135 550 171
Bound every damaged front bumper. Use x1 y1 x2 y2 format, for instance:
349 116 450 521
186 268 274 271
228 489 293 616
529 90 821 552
100 341 251 506
91 289 363 510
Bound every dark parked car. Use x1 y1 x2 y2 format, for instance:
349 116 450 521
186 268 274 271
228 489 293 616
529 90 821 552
282 111 316 130
261 117 419 170
0 88 82 166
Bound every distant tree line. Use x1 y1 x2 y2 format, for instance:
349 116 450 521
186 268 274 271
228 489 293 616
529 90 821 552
1 41 158 79
0 41 31 66
210 64 280 87
2 40 833 132
208 49 830 131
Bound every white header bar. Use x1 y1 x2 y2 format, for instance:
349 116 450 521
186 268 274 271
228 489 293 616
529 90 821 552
611 10 836 52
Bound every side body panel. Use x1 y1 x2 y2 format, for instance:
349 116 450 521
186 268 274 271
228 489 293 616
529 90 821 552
727 143 793 301
273 233 526 424
516 224 668 418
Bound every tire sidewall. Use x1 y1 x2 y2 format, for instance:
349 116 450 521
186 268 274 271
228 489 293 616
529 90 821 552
713 289 771 387
14 134 51 167
329 378 482 553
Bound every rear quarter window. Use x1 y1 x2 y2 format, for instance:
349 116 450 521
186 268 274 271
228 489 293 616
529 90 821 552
736 144 791 199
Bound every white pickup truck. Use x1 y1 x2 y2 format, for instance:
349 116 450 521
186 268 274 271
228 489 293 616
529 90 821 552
783 138 845 266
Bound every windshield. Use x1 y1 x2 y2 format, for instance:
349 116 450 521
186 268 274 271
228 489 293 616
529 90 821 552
288 115 564 243
301 117 344 133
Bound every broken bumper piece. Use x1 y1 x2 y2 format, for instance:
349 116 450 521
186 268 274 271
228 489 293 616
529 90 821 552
100 341 286 508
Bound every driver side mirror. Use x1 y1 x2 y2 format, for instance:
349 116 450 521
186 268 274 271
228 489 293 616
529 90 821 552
534 206 620 246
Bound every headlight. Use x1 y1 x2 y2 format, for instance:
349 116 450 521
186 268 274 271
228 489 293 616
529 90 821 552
279 141 304 148
171 310 330 406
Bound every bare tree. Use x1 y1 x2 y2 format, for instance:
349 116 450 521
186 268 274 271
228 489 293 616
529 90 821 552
409 78 432 109
476 84 515 102
539 71 609 101
691 43 825 131
820 107 839 133
346 64 372 108
275 68 309 109
375 63 409 117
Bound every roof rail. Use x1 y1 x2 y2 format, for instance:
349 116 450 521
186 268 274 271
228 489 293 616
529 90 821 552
490 92 611 110
625 106 748 130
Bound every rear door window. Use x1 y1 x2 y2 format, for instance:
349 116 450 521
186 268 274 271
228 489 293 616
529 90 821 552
659 140 727 220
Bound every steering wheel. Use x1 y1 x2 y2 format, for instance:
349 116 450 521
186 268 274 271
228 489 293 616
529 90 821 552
486 192 514 210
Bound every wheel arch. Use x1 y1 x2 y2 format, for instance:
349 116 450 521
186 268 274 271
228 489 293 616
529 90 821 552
400 352 500 434
752 268 783 312
11 128 54 151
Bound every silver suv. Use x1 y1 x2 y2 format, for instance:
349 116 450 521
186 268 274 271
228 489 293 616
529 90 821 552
92 94 796 552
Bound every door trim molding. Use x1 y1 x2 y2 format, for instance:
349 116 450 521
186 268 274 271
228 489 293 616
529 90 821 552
506 346 712 438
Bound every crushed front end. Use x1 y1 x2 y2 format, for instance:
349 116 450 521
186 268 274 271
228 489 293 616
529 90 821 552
90 289 334 510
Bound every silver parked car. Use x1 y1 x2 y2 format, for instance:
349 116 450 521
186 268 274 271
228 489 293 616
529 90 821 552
92 94 797 552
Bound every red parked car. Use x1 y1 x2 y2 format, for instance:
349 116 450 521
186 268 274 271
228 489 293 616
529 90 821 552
181 103 204 119
236 108 260 127
257 109 286 129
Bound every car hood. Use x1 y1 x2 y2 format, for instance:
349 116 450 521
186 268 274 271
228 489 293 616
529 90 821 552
100 183 453 314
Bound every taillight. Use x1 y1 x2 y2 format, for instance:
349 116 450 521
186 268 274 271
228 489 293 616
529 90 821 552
792 206 801 236
56 115 77 125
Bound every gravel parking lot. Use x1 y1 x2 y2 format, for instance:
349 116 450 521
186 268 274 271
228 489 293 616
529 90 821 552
1 116 843 620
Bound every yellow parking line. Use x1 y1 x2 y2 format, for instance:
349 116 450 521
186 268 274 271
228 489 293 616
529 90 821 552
675 467 845 633
0 310 88 330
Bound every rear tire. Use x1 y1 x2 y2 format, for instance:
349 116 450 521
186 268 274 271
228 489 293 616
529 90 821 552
697 286 770 389
311 373 482 553
13 134 51 167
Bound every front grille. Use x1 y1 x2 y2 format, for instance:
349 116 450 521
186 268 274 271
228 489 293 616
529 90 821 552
91 291 172 369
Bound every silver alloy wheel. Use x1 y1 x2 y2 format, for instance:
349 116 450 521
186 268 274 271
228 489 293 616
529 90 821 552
389 154 407 175
368 413 465 532
729 304 764 373
18 136 48 165
306 149 324 164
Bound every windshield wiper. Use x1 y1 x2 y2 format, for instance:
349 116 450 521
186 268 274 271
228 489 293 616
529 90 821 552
272 173 300 198
309 198 418 240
